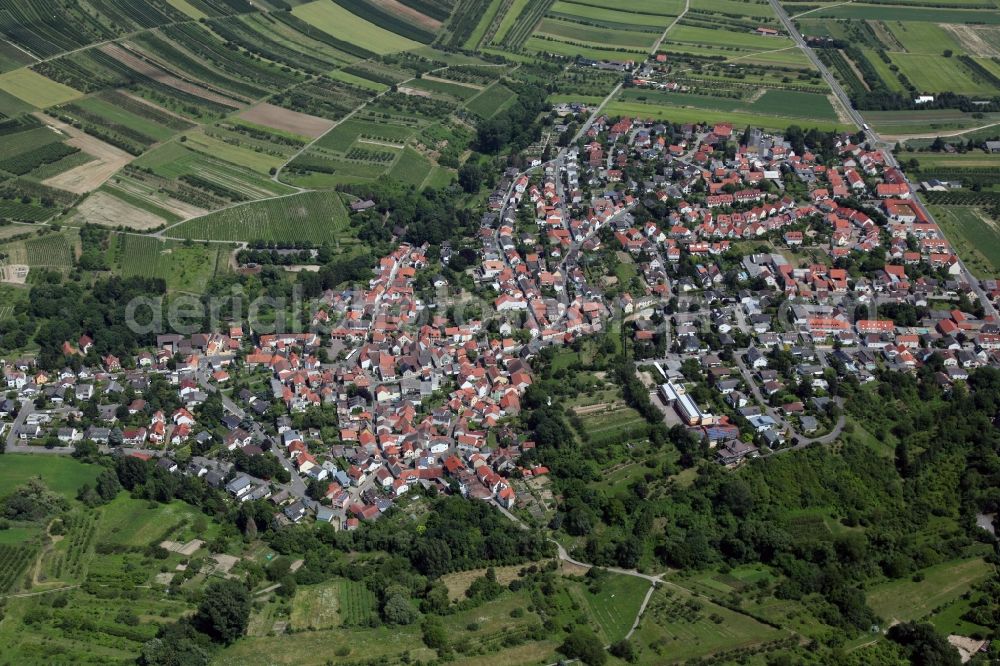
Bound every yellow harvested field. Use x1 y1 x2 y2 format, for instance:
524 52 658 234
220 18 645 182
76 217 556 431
238 103 334 139
70 191 167 230
37 113 134 194
440 564 526 601
0 69 82 108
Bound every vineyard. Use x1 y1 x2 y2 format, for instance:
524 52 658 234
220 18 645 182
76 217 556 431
45 512 99 581
0 142 79 176
440 0 497 47
169 191 353 243
0 543 37 592
337 579 378 626
112 234 230 293
500 0 554 50
0 0 182 59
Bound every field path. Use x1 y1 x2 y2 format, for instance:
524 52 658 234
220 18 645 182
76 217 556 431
570 0 690 145
0 584 80 599
491 496 791 655
883 121 1000 141
791 0 853 18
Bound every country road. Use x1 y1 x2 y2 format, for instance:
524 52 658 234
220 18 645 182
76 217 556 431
768 0 998 321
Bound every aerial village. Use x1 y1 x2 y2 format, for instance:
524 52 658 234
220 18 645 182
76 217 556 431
4 110 999 531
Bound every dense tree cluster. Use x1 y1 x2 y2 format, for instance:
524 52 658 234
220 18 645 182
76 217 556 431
473 82 548 155
0 273 167 368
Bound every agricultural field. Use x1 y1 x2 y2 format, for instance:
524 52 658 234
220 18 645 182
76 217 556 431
0 455 100 499
619 88 839 122
517 0 682 60
866 110 1000 137
108 234 233 293
928 204 1000 277
0 68 82 108
292 0 423 54
0 229 80 270
132 142 296 205
630 583 788 664
605 97 845 132
169 191 353 244
799 6 1000 105
866 557 994 625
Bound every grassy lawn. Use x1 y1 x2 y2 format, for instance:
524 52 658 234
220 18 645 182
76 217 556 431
0 69 82 108
868 110 1000 136
441 564 526 600
0 525 41 544
604 100 844 132
389 147 434 188
113 235 232 294
566 573 651 644
579 405 651 444
525 36 645 61
217 624 435 665
182 131 286 174
97 495 208 547
888 53 995 95
0 454 98 499
914 152 1000 169
290 581 341 630
805 5 1000 22
866 557 994 624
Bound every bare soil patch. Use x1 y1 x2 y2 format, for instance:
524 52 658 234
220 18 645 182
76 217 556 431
238 102 334 139
0 264 29 285
397 86 432 98
112 180 206 220
370 0 442 30
101 44 243 109
441 564 526 601
161 539 204 556
71 191 168 230
209 553 240 577
37 113 134 193
941 24 1000 58
422 74 483 90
